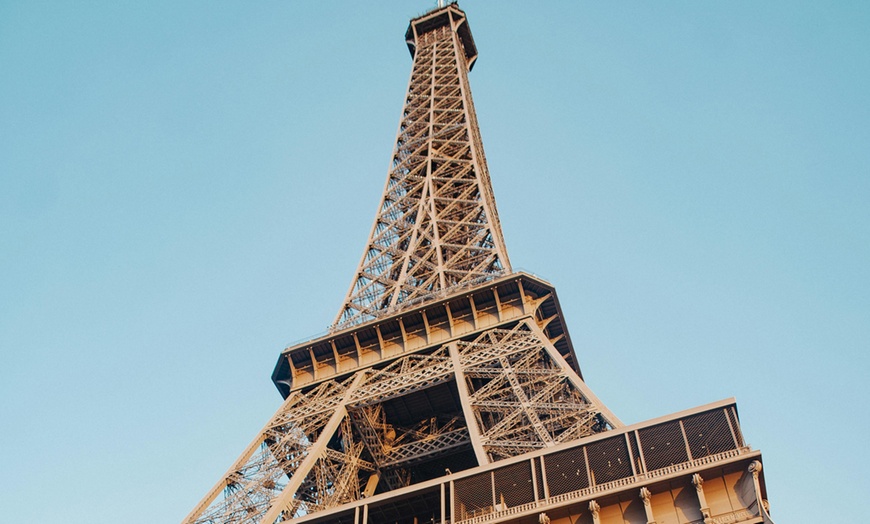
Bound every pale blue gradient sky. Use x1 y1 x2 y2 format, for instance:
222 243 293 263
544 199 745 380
1 1 868 522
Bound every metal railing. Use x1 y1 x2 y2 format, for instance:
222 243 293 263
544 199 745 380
295 402 754 524
453 405 747 523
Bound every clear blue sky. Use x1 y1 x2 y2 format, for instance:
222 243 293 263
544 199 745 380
1 1 868 522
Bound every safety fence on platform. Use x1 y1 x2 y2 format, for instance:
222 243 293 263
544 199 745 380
453 406 744 522
297 402 751 524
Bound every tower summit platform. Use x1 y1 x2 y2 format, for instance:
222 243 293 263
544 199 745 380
405 4 478 70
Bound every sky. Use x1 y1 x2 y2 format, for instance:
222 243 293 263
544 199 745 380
1 1 868 522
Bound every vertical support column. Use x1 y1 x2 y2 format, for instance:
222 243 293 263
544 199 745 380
679 420 693 461
450 479 456 521
398 317 409 351
539 456 551 499
517 279 531 316
445 303 457 337
589 500 601 524
441 482 447 524
491 471 497 509
729 406 745 447
375 325 386 357
492 287 504 322
469 297 480 330
530 458 540 502
424 69 448 292
748 461 772 521
640 487 656 524
421 310 433 345
692 473 713 523
583 446 593 486
725 407 740 449
626 433 638 476
635 431 649 475
448 341 489 465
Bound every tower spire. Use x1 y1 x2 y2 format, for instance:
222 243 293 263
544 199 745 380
334 5 510 329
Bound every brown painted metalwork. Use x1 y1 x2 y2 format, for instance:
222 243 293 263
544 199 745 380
334 6 509 330
185 5 773 524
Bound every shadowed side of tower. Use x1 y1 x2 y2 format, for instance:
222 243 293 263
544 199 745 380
185 5 774 524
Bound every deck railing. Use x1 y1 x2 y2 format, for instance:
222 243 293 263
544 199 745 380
296 402 753 524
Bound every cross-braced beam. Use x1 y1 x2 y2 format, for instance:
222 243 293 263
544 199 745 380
457 322 618 462
335 9 510 329
187 318 621 522
184 375 368 524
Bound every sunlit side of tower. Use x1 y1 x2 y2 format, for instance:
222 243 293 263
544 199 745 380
185 5 774 524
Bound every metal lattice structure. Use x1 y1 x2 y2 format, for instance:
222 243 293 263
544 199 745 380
334 7 509 329
186 4 774 524
457 324 612 461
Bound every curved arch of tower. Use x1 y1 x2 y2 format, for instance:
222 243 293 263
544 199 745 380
185 5 774 524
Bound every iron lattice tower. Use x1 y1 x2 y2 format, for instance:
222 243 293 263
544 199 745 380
186 5 774 524
335 7 510 329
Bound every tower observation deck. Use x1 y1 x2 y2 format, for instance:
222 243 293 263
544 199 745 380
185 5 774 524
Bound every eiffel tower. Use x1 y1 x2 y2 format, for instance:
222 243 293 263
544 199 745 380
185 4 774 524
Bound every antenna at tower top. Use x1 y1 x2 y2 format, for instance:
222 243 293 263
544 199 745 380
437 0 445 8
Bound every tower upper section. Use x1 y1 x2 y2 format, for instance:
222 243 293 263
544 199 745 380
335 4 511 329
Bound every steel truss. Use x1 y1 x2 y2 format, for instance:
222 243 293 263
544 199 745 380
335 7 509 329
457 322 612 461
186 317 616 523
